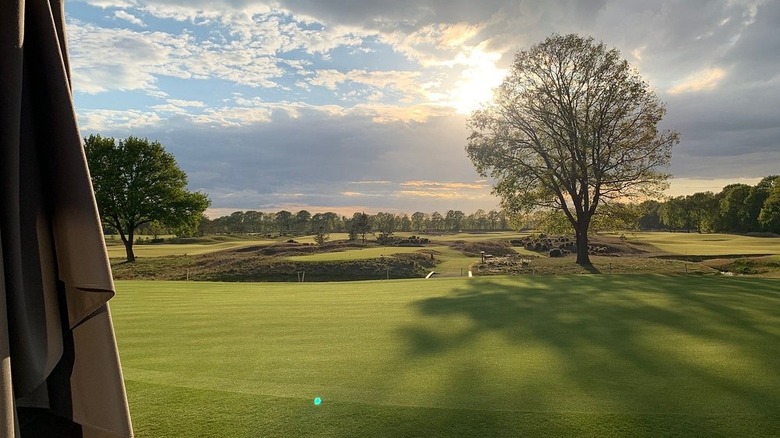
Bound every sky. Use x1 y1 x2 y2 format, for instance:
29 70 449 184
64 0 779 217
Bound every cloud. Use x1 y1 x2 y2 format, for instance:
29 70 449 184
77 107 487 211
400 181 489 190
668 68 727 95
308 69 424 96
167 99 207 108
81 0 138 7
67 0 780 213
114 10 145 26
78 109 162 131
666 177 763 196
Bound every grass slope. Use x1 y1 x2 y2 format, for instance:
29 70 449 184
106 237 276 258
112 277 780 437
620 232 780 256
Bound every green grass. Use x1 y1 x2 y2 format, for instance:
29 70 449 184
286 245 481 277
105 238 275 258
618 232 780 256
112 277 780 437
286 246 442 262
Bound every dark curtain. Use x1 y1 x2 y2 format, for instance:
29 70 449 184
1 0 133 436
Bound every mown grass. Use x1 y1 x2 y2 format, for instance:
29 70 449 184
286 245 479 277
617 232 780 256
112 277 780 437
105 237 276 258
286 246 444 262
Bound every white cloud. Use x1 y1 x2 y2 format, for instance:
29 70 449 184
668 67 727 95
77 109 162 132
67 20 287 94
80 0 138 8
167 99 207 108
114 10 145 27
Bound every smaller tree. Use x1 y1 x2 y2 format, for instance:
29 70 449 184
686 192 718 233
373 212 397 237
445 210 465 231
660 196 691 232
411 212 426 231
85 135 210 262
350 212 372 243
295 210 312 234
637 200 662 230
274 210 293 235
314 226 329 246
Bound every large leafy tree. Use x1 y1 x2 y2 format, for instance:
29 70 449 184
84 134 210 262
746 175 780 231
467 34 679 265
758 179 780 233
758 175 780 234
715 184 752 232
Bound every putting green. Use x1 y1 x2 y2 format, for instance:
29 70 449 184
112 277 780 437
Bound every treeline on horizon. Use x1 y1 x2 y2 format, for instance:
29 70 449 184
637 175 779 234
198 209 514 235
134 175 780 238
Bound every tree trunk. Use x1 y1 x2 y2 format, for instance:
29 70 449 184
575 226 591 266
124 240 135 262
118 226 136 262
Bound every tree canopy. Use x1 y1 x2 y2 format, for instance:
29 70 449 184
85 134 210 261
467 34 679 265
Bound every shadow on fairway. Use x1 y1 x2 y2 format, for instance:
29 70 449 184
394 276 780 436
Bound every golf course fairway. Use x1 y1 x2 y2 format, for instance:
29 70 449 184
111 276 780 437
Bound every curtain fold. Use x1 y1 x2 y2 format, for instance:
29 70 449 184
1 0 134 436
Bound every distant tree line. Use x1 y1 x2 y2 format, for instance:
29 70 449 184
639 175 780 234
135 176 780 240
507 176 780 236
188 209 514 237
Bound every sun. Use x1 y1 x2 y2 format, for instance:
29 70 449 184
447 47 507 115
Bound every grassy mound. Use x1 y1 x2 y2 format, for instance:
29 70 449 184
111 246 430 282
703 255 780 277
450 239 517 257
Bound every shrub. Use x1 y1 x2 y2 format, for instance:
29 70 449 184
549 248 563 257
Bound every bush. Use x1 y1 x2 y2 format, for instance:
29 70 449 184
549 248 563 257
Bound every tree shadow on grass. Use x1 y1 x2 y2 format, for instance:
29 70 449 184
391 276 780 436
581 263 602 274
